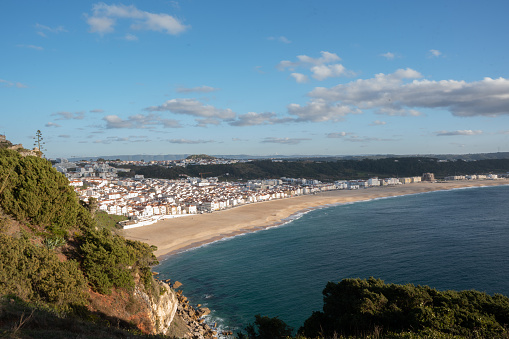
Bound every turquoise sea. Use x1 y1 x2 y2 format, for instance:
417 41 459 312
156 185 509 333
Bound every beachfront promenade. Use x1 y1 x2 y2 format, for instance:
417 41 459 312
73 174 427 229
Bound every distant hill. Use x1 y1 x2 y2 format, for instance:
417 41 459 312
2 142 509 338
67 152 509 162
116 156 509 181
186 154 216 160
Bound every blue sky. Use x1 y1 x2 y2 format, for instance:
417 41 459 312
2 0 509 159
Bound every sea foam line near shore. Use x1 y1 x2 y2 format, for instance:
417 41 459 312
155 183 509 337
122 180 509 260
157 182 509 260
157 184 509 336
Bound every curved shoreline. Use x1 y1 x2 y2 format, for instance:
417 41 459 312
121 180 509 260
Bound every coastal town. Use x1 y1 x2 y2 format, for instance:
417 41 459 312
53 158 506 229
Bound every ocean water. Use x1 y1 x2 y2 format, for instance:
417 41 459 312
156 185 509 333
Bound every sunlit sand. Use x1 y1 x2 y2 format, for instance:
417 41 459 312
121 179 509 259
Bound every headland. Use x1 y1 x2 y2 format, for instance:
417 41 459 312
121 179 509 259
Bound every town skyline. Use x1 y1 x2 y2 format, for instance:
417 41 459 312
2 1 509 159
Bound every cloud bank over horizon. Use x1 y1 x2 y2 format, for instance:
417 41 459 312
2 1 509 157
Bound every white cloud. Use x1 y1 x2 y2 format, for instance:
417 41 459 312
309 69 509 117
297 51 341 65
17 44 43 51
278 51 341 70
230 112 274 126
326 132 348 138
52 111 85 120
345 136 398 143
86 3 189 35
370 120 387 126
58 134 71 138
195 118 222 127
268 36 291 44
167 139 213 144
161 118 181 128
277 60 297 71
254 66 265 74
0 79 27 88
103 115 134 128
35 23 67 37
290 73 308 83
376 107 423 117
436 130 483 136
124 33 138 41
86 16 115 34
450 142 466 148
93 136 150 144
429 49 442 57
261 137 310 145
146 98 236 120
381 52 395 60
229 112 291 126
311 64 347 80
278 51 351 82
103 113 181 129
327 131 397 142
287 99 361 122
176 86 219 93
90 109 104 113
45 122 61 127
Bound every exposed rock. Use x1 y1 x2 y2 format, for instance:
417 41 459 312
134 280 179 335
198 307 211 317
138 277 214 338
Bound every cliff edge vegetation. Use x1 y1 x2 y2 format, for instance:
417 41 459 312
0 148 183 338
236 278 509 339
2 144 509 338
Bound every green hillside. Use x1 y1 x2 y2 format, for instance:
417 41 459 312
1 146 509 338
0 149 163 337
117 157 509 181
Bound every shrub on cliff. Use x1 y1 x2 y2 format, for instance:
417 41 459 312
0 149 80 236
0 233 87 312
237 314 294 339
299 277 509 338
0 148 160 315
78 228 159 295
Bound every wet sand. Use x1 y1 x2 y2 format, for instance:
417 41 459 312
121 179 509 259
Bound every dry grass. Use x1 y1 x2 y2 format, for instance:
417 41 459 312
0 297 171 339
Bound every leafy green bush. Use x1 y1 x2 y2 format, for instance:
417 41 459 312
0 149 80 235
0 233 87 312
299 278 509 338
0 148 159 303
43 236 66 249
94 210 127 230
238 314 294 339
78 229 159 295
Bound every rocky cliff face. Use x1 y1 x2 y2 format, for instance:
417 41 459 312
134 280 179 335
133 278 217 338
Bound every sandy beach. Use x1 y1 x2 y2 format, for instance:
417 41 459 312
121 179 509 259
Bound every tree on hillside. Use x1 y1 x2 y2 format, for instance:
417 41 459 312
33 129 46 154
299 277 509 338
238 315 293 339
